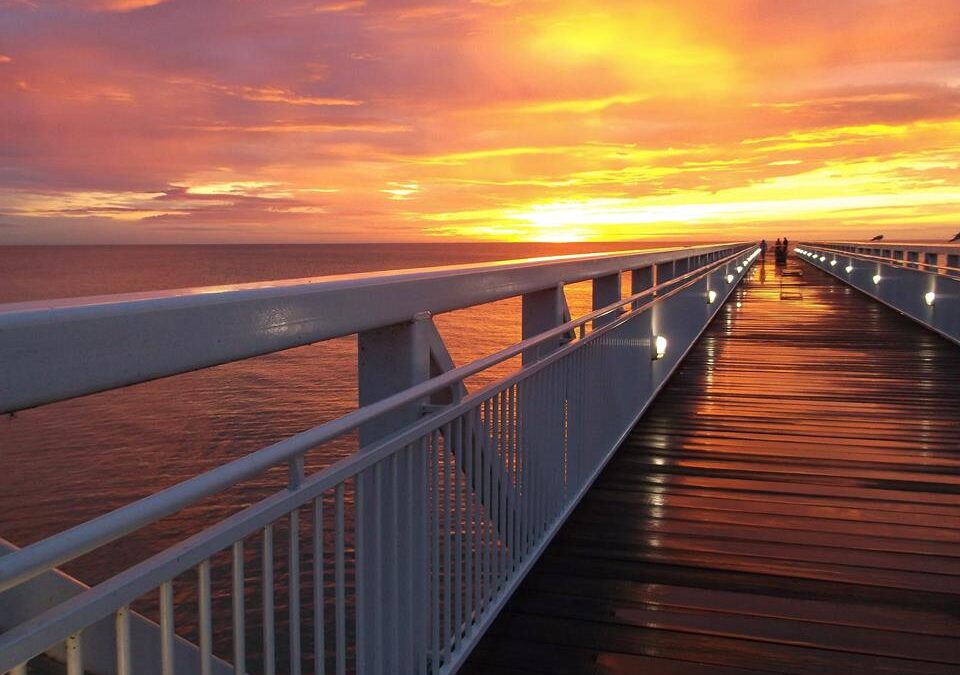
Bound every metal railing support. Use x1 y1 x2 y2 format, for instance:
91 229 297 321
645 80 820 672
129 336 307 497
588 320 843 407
592 273 621 328
357 316 433 674
631 266 654 308
521 285 565 365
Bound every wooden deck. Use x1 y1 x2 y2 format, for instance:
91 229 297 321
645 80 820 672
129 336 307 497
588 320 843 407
462 256 960 674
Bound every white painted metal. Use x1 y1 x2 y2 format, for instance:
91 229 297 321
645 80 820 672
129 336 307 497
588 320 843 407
798 242 960 344
65 633 82 675
0 244 741 413
0 539 232 675
0 244 757 674
230 542 245 675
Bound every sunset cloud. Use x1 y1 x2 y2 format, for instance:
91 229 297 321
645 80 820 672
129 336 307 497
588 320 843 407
2 0 960 242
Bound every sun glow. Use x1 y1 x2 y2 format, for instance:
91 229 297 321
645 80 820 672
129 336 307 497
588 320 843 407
4 0 960 243
528 6 736 94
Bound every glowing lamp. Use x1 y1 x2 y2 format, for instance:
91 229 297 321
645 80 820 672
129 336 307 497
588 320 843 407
872 274 882 285
925 291 935 306
845 265 853 273
736 266 743 273
820 256 826 262
653 335 667 360
707 290 718 304
726 274 734 283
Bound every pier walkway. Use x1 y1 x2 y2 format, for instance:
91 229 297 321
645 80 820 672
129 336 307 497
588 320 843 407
3 243 960 674
462 258 960 674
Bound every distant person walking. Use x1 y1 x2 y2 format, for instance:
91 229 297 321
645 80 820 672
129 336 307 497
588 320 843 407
760 239 768 261
783 237 790 251
774 238 787 265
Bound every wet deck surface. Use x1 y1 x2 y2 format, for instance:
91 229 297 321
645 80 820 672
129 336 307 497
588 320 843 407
462 256 960 674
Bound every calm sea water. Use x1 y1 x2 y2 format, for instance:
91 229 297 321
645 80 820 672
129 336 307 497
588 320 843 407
0 241 698 665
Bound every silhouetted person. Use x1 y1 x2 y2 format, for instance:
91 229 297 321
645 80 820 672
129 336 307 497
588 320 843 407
760 239 768 261
774 238 787 265
783 237 789 250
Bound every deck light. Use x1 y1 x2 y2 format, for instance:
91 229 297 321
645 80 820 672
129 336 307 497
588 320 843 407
707 290 718 304
820 256 826 262
736 266 743 273
830 259 837 266
845 265 853 273
925 291 935 306
726 274 734 283
736 301 742 308
873 274 882 285
653 335 668 360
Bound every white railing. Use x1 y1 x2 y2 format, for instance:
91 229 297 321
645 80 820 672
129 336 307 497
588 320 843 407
0 243 758 675
796 242 960 344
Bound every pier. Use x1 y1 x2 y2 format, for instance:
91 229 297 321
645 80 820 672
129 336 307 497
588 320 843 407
463 255 960 674
1 242 958 674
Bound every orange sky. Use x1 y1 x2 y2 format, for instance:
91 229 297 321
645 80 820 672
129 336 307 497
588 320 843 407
2 0 960 243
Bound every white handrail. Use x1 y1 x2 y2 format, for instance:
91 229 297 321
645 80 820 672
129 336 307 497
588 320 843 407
0 243 744 413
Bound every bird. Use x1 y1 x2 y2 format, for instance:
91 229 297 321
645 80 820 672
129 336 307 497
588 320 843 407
949 232 960 242
870 234 884 241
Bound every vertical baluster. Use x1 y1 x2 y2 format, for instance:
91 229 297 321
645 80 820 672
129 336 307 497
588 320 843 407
198 559 213 675
498 395 507 590
232 541 246 675
160 581 175 675
476 407 485 610
453 417 462 651
534 370 544 540
65 632 82 675
373 462 384 675
419 436 431 675
493 390 506 588
549 363 558 521
313 497 325 675
518 379 528 560
431 432 441 671
389 454 401 669
484 401 494 604
509 385 518 573
529 372 537 552
262 524 276 675
484 399 499 611
116 605 132 675
404 444 416 671
355 473 366 675
442 422 452 664
335 484 346 675
463 407 474 632
289 507 302 675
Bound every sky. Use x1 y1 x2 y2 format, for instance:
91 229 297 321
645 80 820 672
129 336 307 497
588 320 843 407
1 0 960 243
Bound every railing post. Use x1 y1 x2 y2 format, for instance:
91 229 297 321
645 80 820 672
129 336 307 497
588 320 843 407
357 315 433 674
521 285 565 365
631 266 654 308
592 273 621 328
